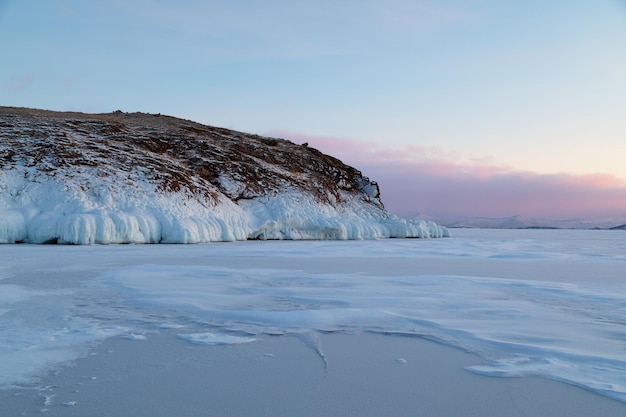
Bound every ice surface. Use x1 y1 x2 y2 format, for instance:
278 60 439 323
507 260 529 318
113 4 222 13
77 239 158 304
178 333 256 345
1 229 625 403
0 168 448 244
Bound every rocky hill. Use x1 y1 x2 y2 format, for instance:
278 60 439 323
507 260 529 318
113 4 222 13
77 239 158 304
0 107 448 244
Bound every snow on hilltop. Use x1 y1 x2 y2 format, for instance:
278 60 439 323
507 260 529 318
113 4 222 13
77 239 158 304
0 107 448 244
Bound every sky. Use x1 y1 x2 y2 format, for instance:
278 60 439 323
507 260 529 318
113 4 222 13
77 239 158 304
1 0 626 221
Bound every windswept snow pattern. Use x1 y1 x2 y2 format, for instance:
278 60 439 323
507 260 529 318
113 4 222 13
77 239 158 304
0 107 448 244
1 229 626 403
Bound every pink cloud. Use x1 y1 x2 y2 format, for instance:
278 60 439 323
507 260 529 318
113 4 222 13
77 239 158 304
268 130 626 221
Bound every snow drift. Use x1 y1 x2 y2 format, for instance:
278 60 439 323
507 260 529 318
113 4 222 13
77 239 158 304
0 107 448 244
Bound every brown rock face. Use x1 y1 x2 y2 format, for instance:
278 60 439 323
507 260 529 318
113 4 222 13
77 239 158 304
0 106 383 209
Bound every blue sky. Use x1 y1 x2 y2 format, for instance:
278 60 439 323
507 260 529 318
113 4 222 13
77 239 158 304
2 1 626 219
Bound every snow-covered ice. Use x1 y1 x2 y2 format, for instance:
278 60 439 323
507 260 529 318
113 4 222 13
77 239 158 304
177 332 256 346
1 229 625 403
0 170 448 243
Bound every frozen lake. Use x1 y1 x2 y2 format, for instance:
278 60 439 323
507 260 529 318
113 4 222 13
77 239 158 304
1 228 625 402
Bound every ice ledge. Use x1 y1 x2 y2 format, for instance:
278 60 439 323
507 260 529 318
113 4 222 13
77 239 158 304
0 195 449 245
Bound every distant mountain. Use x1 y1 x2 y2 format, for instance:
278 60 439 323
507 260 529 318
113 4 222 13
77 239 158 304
408 213 626 230
0 107 448 244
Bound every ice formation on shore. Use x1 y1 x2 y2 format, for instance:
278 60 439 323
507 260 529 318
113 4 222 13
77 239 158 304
0 107 448 244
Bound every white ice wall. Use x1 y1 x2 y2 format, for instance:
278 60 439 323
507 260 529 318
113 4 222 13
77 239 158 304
0 169 448 244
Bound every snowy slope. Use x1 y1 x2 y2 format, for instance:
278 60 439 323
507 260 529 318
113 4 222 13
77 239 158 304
0 107 448 244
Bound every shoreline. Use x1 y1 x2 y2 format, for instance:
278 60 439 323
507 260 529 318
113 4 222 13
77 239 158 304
4 331 626 417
